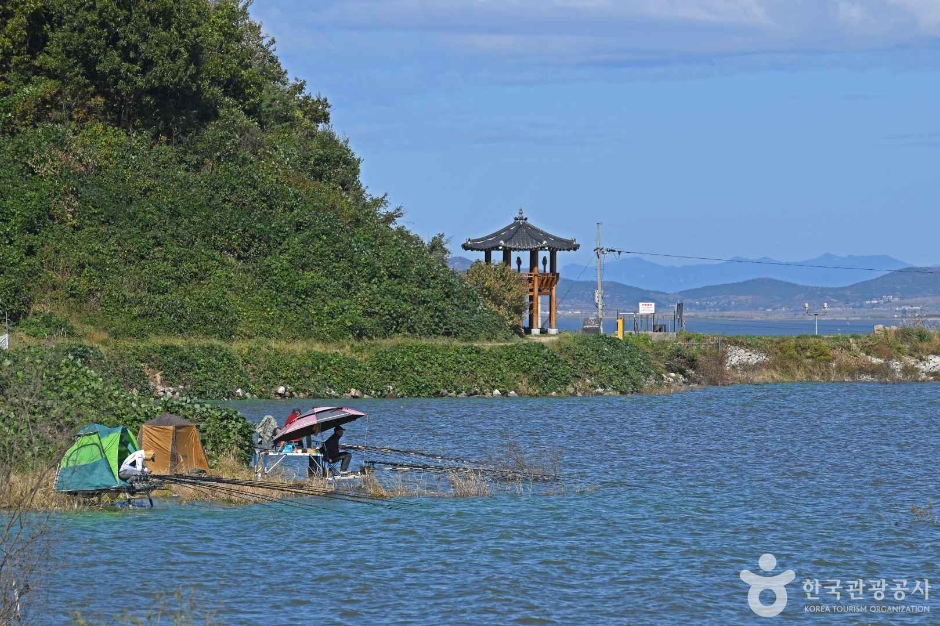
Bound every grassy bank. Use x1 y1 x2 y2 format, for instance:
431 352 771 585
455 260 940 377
4 333 658 400
7 329 940 405
646 326 940 387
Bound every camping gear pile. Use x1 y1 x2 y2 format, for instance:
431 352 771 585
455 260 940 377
54 414 211 506
53 411 385 508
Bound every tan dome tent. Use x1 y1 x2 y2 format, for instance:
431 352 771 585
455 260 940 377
138 414 210 475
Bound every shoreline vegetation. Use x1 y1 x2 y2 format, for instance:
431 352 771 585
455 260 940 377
3 328 938 507
6 326 940 403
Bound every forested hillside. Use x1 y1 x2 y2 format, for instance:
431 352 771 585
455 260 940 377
0 0 508 341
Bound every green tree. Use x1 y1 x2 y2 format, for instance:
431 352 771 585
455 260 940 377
465 262 528 333
426 233 451 264
0 0 329 137
0 0 512 342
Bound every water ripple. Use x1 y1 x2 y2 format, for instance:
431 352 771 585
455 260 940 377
44 384 940 623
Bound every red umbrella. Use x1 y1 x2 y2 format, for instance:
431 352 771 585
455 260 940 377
273 407 366 444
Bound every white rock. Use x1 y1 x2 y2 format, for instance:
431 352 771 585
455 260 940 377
492 389 502 397
507 391 519 397
725 346 769 369
276 385 286 396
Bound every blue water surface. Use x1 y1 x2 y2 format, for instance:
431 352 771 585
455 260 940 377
47 384 940 624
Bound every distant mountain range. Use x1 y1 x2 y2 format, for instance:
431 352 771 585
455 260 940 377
557 269 940 314
561 254 911 292
448 255 940 314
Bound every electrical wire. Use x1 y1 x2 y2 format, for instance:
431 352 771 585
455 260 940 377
556 259 596 310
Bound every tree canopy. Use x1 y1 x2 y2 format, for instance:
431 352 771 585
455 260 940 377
0 0 509 341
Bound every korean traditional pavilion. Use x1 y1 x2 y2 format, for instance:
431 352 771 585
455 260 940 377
462 209 580 334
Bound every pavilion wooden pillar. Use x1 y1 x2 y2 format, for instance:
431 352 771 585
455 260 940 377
549 251 558 333
484 250 492 264
502 249 511 266
529 249 540 334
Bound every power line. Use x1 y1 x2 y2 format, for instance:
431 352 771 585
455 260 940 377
556 259 594 309
598 249 940 275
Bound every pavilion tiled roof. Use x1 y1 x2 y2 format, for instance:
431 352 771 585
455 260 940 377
461 209 580 252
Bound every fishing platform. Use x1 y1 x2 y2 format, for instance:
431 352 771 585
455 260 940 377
254 406 366 481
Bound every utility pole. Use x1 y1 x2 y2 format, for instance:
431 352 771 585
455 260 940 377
594 223 604 334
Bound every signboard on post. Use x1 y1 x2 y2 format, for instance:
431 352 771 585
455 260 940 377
581 318 602 335
638 302 656 315
0 334 7 351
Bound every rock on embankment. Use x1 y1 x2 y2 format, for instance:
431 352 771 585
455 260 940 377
724 346 769 370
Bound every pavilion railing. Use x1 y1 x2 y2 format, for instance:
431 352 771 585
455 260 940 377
520 272 559 292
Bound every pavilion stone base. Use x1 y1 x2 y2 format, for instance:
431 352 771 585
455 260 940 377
529 328 542 335
547 328 559 335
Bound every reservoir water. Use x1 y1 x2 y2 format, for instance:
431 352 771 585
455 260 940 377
556 316 934 336
48 383 939 623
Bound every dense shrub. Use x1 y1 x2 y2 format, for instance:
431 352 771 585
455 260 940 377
554 335 656 393
17 312 76 339
0 346 254 468
464 262 528 332
773 337 833 363
0 0 511 342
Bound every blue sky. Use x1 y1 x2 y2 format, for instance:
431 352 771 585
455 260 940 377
250 1 940 267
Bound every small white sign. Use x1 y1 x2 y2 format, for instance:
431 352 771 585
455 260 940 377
0 334 7 350
638 302 656 315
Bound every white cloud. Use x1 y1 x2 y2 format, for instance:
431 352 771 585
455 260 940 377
837 1 871 26
887 0 940 30
286 1 940 54
254 0 940 87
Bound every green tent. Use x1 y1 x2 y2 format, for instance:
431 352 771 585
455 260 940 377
55 424 140 493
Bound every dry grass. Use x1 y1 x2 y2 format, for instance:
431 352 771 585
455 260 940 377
492 441 561 482
639 384 697 396
0 469 76 512
72 587 220 625
159 452 337 505
358 470 435 498
447 470 491 497
911 503 936 523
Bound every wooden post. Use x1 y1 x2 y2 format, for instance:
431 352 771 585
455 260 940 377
549 284 557 332
484 250 492 264
529 250 539 332
502 249 511 266
550 250 557 274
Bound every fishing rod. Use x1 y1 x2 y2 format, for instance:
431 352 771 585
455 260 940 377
346 443 495 467
154 473 416 509
156 475 333 512
183 474 391 506
366 459 556 482
153 474 386 508
349 443 558 481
